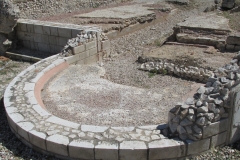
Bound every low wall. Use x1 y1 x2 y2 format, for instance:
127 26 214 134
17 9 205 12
226 33 240 51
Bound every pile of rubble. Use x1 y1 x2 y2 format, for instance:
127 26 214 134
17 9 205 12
138 61 214 83
166 51 240 141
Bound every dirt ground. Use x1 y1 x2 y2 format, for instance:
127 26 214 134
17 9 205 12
144 45 236 70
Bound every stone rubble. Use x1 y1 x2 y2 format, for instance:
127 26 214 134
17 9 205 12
138 60 214 83
167 51 240 141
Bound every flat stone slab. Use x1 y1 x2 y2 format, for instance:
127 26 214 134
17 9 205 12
177 14 231 31
74 4 155 19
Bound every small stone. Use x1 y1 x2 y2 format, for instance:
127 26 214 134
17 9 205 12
188 108 194 115
205 87 214 95
214 98 223 106
187 115 196 122
169 122 178 133
180 118 193 126
205 82 212 87
172 115 180 123
181 104 189 109
179 134 187 140
181 109 188 119
197 106 208 113
185 98 195 105
220 77 229 84
193 125 202 134
185 126 192 134
177 125 186 134
195 100 202 107
196 117 206 126
212 81 222 87
197 86 206 94
225 80 235 89
205 113 214 121
214 114 221 122
228 72 235 80
193 133 202 139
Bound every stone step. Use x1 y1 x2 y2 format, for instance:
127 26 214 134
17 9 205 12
176 33 226 49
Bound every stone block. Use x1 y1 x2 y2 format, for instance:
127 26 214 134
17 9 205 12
72 44 85 55
17 23 27 32
69 140 94 159
49 36 58 45
187 138 210 155
7 113 24 132
30 41 38 50
46 116 80 129
227 34 240 45
55 45 63 53
29 130 47 150
85 40 97 50
34 34 42 43
41 35 49 44
235 45 240 51
211 131 227 147
16 121 34 141
34 24 43 34
203 119 228 138
79 50 90 60
33 104 51 116
42 25 51 35
26 23 34 33
17 32 34 41
50 26 59 36
149 139 186 159
71 28 83 37
119 141 147 160
38 43 50 52
95 141 119 160
81 125 109 133
88 47 97 56
101 40 110 50
226 44 235 50
65 54 80 64
22 40 31 48
58 37 68 46
46 134 69 156
58 27 72 38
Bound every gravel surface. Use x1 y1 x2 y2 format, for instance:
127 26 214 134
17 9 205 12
1 0 240 159
42 64 194 126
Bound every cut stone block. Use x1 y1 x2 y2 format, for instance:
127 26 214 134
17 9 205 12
29 130 47 150
26 23 34 33
41 35 49 44
46 134 69 156
34 34 42 43
65 54 80 64
211 131 227 147
84 54 99 64
72 45 85 55
38 43 50 52
71 28 83 37
58 27 72 38
88 47 97 56
226 44 235 50
187 138 210 155
34 24 43 34
119 141 147 160
81 125 109 133
85 40 97 50
235 45 240 51
149 139 186 159
95 141 119 160
58 37 68 46
17 121 34 141
69 140 94 159
42 25 51 35
50 26 59 36
17 23 27 32
49 36 58 45
46 116 80 129
203 119 228 138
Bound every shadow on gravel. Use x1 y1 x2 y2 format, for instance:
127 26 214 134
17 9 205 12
0 97 59 160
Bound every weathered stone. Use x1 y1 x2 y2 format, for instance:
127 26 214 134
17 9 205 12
193 125 202 134
169 122 178 133
180 118 193 126
212 81 222 87
188 108 194 115
214 98 223 106
197 86 206 94
205 113 215 121
196 100 203 107
205 87 214 95
227 72 235 80
181 104 189 109
225 80 235 88
196 117 207 126
205 82 212 87
187 139 210 155
208 103 219 114
185 126 192 134
185 98 195 105
172 116 180 123
197 106 208 113
177 125 186 134
187 114 196 122
181 109 188 118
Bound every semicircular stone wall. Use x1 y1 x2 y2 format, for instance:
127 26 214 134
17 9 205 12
4 24 240 159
